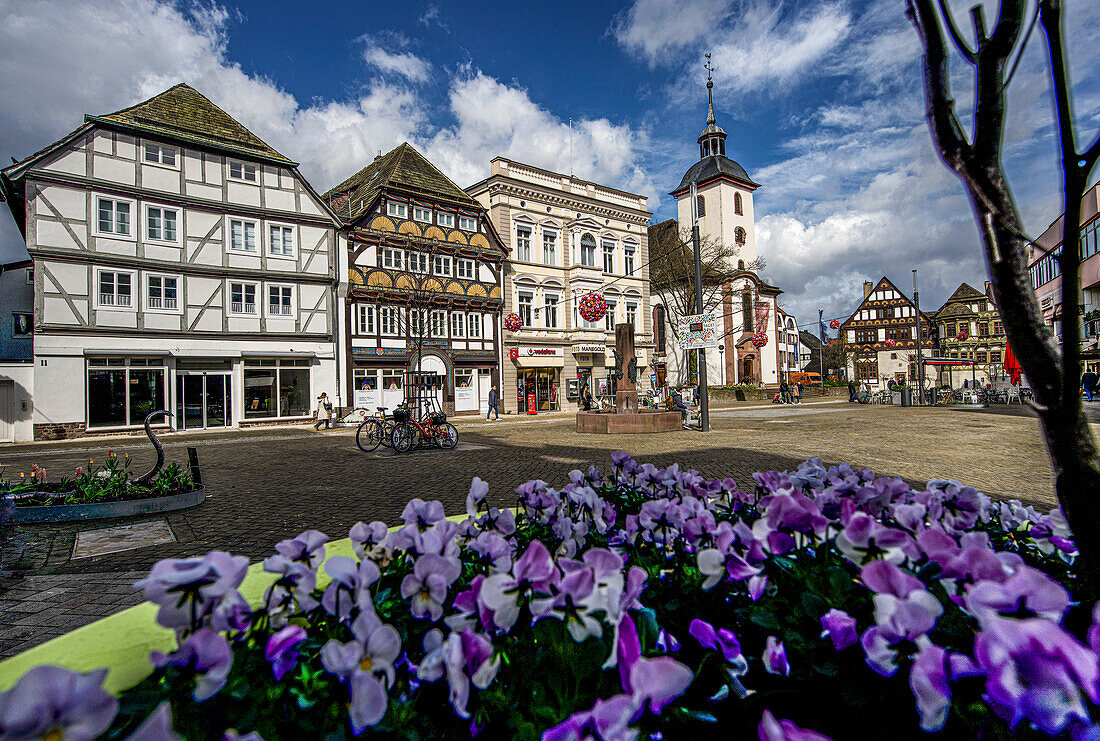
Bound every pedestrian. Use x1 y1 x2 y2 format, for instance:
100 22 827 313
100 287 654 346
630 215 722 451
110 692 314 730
487 384 500 420
779 378 790 404
848 379 856 402
580 382 592 411
1083 370 1098 402
671 387 689 420
793 381 803 404
313 393 333 430
692 384 700 406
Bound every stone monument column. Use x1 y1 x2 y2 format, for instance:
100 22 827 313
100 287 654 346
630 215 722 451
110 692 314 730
614 323 639 414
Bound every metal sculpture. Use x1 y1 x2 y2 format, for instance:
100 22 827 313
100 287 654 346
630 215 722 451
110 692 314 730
132 410 171 486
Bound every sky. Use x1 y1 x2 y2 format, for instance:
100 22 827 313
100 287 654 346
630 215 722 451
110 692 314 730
1 0 1098 326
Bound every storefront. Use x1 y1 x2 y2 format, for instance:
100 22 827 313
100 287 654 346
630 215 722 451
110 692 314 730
572 343 607 400
511 346 564 413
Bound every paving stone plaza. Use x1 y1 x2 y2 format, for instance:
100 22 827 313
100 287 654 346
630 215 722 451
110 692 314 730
0 398 1069 658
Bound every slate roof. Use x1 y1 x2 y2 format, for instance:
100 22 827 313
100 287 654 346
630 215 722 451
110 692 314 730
943 282 987 305
324 142 479 222
86 83 294 165
935 302 978 320
672 154 759 195
799 330 824 350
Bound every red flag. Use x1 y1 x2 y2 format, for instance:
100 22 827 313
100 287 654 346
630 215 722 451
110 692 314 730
1004 342 1023 386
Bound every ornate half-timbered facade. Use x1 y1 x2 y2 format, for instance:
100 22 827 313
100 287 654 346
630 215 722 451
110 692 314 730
933 282 1007 386
325 143 505 415
0 84 340 439
840 277 934 387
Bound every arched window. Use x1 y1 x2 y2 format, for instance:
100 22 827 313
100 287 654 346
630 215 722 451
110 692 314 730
654 305 666 355
735 227 746 245
696 194 706 218
734 193 743 215
742 290 753 332
579 233 596 268
737 259 745 270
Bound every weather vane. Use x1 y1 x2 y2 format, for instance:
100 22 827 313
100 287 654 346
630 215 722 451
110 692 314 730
705 53 714 86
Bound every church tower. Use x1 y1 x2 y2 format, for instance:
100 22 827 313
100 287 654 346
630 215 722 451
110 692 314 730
670 55 760 268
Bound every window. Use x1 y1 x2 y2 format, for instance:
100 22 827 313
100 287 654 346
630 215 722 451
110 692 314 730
1082 219 1100 260
229 282 257 315
603 241 616 273
518 291 534 326
735 227 746 245
228 161 258 182
855 329 877 343
945 323 956 337
459 215 477 231
358 304 375 334
268 224 295 258
626 302 638 329
143 143 177 167
580 233 596 267
387 201 407 219
413 205 432 223
97 270 133 308
885 327 910 341
544 294 559 328
437 211 455 228
268 285 293 316
409 308 426 337
516 226 532 261
1030 246 1061 289
735 192 743 215
696 195 706 217
145 205 178 243
543 231 557 265
12 312 32 337
146 274 178 311
380 306 400 334
26 267 33 285
228 218 258 252
992 321 1002 335
434 255 452 276
624 245 636 276
97 197 132 237
977 351 988 363
978 323 989 337
407 252 428 274
468 313 481 338
654 305 666 354
431 310 447 337
87 357 166 428
742 291 753 332
991 350 1002 364
382 248 403 269
456 259 475 280
605 301 617 331
451 312 465 337
244 358 311 419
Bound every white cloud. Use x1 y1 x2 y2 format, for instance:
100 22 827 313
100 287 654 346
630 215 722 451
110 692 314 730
611 0 732 64
360 34 432 83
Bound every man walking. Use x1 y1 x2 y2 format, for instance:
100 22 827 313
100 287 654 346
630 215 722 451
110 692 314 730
848 379 856 402
487 384 500 420
779 378 790 404
1083 370 1098 402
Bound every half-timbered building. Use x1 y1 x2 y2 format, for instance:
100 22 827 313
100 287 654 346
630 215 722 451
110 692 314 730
0 84 341 439
326 143 505 415
840 277 935 387
933 282 1007 386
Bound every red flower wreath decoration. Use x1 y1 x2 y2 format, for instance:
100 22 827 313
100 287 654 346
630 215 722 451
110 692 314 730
885 338 897 349
957 331 969 341
751 332 768 348
578 292 608 323
829 319 841 330
504 313 522 332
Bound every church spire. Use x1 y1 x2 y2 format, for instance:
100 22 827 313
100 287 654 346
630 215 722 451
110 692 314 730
697 52 727 160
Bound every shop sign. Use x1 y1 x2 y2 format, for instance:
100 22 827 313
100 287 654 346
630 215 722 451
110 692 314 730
572 344 606 354
519 346 563 357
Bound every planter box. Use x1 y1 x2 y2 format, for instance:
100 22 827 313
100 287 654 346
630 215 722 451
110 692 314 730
12 486 206 523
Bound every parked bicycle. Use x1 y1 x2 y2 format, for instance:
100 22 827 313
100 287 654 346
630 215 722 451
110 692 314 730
355 405 405 453
392 408 458 453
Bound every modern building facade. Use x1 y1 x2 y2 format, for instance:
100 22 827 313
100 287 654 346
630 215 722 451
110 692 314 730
467 158 652 413
840 277 934 387
1028 181 1100 371
933 282 1007 386
327 143 505 415
0 84 341 439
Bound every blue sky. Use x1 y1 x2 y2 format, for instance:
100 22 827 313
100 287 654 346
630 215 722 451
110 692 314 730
1 0 1098 325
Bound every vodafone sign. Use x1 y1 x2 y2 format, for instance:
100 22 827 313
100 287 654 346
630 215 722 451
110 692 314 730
518 346 563 357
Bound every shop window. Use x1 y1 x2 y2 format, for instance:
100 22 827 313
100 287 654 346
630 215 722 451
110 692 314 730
244 358 311 418
87 357 166 428
381 370 403 392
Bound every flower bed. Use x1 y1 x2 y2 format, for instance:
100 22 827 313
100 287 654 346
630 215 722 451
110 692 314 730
0 455 1090 740
4 453 194 508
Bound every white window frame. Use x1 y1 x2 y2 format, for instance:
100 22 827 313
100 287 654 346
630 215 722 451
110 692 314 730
94 268 136 311
227 217 260 253
266 222 297 260
144 272 181 314
412 205 432 223
409 308 427 337
431 310 447 338
266 283 295 318
433 255 452 277
580 234 597 268
459 215 477 231
227 160 258 183
143 142 178 169
624 244 636 276
542 230 557 266
380 306 401 335
451 312 465 337
94 196 136 241
457 259 475 280
602 241 616 274
516 224 533 261
468 313 482 338
143 203 181 245
386 201 407 219
382 247 403 270
517 290 534 326
544 293 560 329
357 304 375 335
626 301 638 329
407 251 429 274
605 300 618 331
437 211 455 228
227 280 259 316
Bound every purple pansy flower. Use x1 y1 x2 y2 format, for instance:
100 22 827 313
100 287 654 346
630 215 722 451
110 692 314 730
151 627 233 702
401 498 446 529
349 521 388 559
320 611 402 734
861 560 943 641
265 624 308 681
322 556 381 619
764 636 790 676
134 551 249 632
479 540 559 631
688 618 742 662
965 564 1071 624
126 702 183 740
0 666 118 741
758 710 833 740
400 553 462 622
274 529 328 570
820 609 858 651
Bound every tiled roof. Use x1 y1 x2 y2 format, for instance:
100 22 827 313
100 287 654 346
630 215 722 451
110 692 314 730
935 302 977 320
943 282 986 305
87 83 294 165
324 142 479 222
798 330 824 349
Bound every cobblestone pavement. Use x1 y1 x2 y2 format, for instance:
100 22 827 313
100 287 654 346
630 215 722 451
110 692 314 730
0 399 1069 658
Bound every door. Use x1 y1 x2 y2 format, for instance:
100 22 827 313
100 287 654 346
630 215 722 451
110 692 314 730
478 370 492 413
176 373 231 430
353 369 381 411
454 369 478 412
206 374 228 428
0 381 14 443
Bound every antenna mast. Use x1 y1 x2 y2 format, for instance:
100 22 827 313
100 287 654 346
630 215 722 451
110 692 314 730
569 117 573 177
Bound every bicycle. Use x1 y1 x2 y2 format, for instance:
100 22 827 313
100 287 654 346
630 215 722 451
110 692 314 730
355 405 405 453
392 409 458 454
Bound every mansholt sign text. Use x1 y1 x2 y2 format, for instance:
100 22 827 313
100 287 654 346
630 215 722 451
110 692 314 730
572 344 607 354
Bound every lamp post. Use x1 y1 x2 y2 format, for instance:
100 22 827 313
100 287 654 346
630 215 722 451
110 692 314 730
913 269 925 405
690 182 710 432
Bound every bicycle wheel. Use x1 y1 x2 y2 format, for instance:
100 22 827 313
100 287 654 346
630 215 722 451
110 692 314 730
438 423 458 449
355 419 383 453
392 423 416 453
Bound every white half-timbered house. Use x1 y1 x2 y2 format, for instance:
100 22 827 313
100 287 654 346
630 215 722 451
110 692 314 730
0 84 341 439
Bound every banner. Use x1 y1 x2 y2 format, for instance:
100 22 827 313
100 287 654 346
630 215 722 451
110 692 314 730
754 301 771 336
676 312 721 349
